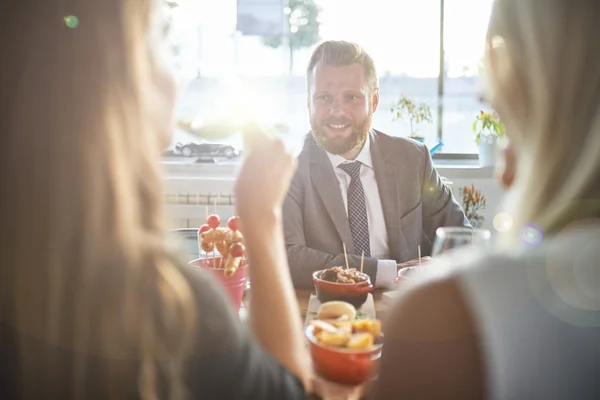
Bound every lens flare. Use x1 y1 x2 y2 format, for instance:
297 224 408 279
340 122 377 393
64 15 79 29
519 223 544 247
493 212 513 233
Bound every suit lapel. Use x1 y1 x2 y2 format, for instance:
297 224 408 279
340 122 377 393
309 137 355 254
370 131 402 261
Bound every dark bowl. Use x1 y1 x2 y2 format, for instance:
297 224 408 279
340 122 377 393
312 270 373 309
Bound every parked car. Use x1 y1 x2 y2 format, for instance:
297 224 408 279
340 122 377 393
174 141 239 158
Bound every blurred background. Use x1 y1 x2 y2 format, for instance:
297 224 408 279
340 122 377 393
166 0 494 156
162 0 502 235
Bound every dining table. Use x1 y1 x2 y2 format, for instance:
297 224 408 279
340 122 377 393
241 288 394 400
295 288 390 321
241 288 391 324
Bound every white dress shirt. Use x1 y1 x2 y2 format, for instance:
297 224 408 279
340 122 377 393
326 137 398 288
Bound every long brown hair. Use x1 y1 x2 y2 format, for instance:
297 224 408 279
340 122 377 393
0 0 195 398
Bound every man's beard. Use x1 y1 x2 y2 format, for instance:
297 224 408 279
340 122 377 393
311 112 373 156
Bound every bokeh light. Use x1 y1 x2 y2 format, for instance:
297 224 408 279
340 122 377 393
493 212 513 232
519 223 544 247
64 15 79 29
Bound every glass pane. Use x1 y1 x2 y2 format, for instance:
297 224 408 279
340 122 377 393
441 0 494 153
165 0 442 161
319 0 441 147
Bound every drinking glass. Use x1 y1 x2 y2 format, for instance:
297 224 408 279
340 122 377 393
431 227 492 257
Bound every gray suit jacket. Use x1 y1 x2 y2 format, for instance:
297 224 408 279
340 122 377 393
283 130 470 288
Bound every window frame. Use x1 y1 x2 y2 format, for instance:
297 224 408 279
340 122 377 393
168 0 482 162
434 0 482 160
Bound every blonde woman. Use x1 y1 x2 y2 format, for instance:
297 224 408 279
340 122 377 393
374 0 600 399
0 1 309 399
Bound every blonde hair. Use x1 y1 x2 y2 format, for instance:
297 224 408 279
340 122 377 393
484 0 600 240
0 1 195 398
306 40 379 94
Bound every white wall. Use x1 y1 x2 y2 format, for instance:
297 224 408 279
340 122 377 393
163 163 507 235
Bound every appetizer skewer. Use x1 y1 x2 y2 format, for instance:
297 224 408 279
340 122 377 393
197 213 245 276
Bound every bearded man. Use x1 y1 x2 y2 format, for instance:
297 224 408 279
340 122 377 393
283 40 470 289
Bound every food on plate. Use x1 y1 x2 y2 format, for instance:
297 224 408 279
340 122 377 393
319 266 368 284
310 317 382 350
347 333 374 350
311 320 339 334
198 214 245 276
351 318 382 338
317 301 357 321
315 330 351 347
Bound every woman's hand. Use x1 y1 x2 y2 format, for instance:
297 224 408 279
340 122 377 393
234 123 297 226
235 124 310 390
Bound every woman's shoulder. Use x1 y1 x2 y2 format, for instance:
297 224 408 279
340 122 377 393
420 223 600 285
396 223 600 337
378 225 600 399
388 223 600 331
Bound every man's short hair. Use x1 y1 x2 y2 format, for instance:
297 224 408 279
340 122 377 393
306 40 379 93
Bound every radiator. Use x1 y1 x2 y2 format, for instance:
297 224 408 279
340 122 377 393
165 191 237 228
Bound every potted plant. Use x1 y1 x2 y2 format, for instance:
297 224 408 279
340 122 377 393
473 110 505 167
391 94 433 143
459 184 486 228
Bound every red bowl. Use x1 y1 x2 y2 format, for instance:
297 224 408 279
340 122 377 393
312 270 373 308
306 324 382 385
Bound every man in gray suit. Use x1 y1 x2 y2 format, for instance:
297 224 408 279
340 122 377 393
283 40 470 289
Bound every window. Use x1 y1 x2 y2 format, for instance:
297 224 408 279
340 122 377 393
442 0 494 154
165 0 494 161
321 0 441 149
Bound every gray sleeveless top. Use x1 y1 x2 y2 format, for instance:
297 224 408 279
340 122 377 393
455 225 600 399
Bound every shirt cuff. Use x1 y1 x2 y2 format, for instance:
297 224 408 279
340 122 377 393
375 260 397 289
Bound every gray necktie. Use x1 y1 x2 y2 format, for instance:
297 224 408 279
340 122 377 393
338 161 371 257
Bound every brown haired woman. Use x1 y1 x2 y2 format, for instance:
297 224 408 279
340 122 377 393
0 1 309 398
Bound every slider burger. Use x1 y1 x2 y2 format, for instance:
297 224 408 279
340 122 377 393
317 301 357 321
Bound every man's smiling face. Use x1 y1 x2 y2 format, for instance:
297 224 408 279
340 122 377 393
308 62 379 157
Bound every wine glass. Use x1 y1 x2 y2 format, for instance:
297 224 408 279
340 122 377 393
431 227 492 257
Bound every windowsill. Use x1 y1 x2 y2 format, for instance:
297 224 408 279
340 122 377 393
434 161 494 180
160 157 495 180
432 158 479 167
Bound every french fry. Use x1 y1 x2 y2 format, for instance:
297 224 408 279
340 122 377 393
316 331 351 347
351 319 382 337
311 320 338 335
224 256 242 276
347 333 374 350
